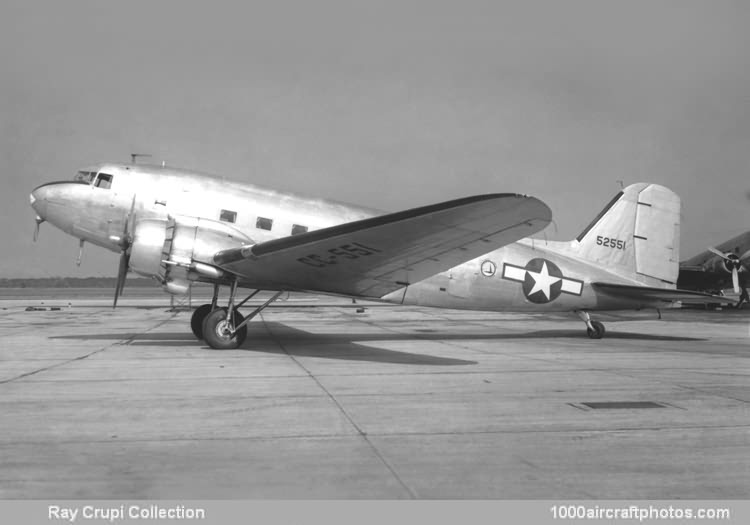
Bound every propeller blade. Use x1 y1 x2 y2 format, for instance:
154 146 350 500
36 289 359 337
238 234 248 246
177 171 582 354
33 216 44 242
76 239 85 267
732 268 740 294
707 246 729 260
113 195 138 308
113 195 139 309
113 251 129 309
124 195 136 242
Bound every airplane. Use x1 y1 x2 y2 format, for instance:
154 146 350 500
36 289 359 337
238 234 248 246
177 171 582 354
678 231 750 303
29 162 733 349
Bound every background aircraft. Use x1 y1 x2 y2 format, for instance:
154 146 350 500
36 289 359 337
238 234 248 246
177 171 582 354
678 231 750 303
30 163 731 349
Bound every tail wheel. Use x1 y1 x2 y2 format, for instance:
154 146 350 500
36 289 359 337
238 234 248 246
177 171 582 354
203 308 247 349
586 320 605 339
190 304 214 340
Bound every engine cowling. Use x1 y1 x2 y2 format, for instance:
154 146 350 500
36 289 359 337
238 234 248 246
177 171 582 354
129 216 253 294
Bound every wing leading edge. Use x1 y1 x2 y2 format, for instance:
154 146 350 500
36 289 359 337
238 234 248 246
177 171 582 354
214 193 552 297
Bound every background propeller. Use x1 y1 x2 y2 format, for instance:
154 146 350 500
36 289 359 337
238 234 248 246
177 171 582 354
707 246 744 293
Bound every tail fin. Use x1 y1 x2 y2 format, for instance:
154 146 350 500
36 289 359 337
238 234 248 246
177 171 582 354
570 183 681 286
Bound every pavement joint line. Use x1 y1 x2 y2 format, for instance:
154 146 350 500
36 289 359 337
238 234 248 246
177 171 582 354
258 311 419 499
11 365 720 384
0 313 179 385
3 423 749 447
0 389 726 402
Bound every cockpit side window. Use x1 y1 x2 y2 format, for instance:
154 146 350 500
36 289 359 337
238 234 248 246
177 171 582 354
95 173 113 189
74 171 96 184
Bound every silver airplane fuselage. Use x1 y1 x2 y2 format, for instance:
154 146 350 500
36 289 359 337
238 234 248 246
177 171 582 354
30 163 675 316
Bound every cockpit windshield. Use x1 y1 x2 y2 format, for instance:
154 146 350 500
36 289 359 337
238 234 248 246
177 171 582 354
73 170 114 189
74 171 96 184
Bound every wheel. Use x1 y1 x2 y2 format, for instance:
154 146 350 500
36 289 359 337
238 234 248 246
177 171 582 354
203 308 247 349
190 304 214 340
586 320 605 339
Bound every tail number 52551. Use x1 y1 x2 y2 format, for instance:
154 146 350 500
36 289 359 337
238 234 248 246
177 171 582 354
596 236 626 250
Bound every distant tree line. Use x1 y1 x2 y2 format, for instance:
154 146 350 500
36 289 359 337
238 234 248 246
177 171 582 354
0 277 158 288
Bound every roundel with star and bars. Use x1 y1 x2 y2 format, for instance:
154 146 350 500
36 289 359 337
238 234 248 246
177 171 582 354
501 258 584 304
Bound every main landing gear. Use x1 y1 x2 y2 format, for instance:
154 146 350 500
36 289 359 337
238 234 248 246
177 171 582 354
577 310 606 339
190 281 284 349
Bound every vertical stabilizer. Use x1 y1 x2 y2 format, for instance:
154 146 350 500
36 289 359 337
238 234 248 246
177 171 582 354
570 183 681 286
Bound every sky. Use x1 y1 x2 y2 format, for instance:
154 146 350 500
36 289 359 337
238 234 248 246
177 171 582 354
1 0 749 278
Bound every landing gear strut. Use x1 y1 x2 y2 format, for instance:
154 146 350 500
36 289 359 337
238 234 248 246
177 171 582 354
190 283 221 339
200 279 284 349
577 310 605 339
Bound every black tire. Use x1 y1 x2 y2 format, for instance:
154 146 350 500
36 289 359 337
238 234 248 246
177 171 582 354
190 304 214 340
586 320 605 339
202 308 247 349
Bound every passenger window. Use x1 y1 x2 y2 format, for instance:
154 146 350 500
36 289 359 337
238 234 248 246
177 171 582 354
291 224 308 235
256 217 273 231
95 173 113 189
220 209 237 223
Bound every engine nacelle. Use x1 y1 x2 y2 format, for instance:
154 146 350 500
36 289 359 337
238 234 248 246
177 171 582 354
129 216 253 294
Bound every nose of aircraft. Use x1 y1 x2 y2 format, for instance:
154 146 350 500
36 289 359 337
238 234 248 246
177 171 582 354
29 181 93 238
29 185 48 218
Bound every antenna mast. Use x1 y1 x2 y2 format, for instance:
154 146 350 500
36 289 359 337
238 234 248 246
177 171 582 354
130 153 152 164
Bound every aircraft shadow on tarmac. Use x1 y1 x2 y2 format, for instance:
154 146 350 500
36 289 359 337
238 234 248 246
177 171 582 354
49 322 705 366
50 329 476 366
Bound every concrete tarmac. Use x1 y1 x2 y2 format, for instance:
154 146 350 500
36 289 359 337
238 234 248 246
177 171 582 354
1 291 749 499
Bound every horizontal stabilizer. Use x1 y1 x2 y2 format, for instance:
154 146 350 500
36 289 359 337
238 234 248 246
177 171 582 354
592 282 737 304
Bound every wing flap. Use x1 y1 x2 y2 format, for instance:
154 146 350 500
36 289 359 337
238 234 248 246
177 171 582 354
215 193 552 297
592 282 736 304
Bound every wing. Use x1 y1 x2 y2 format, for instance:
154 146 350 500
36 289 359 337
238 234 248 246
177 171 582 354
592 282 737 304
214 193 551 297
681 230 750 267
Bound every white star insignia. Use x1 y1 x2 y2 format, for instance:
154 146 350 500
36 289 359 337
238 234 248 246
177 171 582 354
526 261 561 300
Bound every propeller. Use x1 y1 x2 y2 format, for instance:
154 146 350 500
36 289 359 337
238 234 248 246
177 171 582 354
113 247 130 308
707 246 743 293
33 216 44 242
76 239 85 267
113 196 137 308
